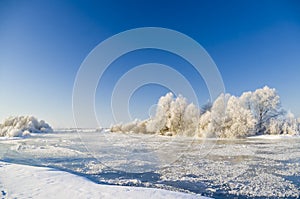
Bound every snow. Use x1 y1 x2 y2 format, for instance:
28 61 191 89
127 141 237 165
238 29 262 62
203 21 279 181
0 130 299 198
0 87 299 198
0 161 207 199
247 134 300 139
0 116 53 137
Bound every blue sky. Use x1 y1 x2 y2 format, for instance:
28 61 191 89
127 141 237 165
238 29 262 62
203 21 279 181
1 0 300 127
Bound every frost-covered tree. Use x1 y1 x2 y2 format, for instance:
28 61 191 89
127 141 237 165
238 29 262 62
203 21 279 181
268 118 284 135
223 96 255 138
282 112 299 135
209 94 229 137
182 103 200 136
198 111 212 138
198 94 226 138
240 86 283 135
110 86 297 138
110 119 148 134
298 118 300 134
168 95 187 135
146 93 200 136
201 94 255 138
146 92 174 134
267 113 299 135
298 120 300 135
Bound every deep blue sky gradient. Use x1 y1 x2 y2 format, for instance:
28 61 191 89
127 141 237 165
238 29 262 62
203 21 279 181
1 0 300 127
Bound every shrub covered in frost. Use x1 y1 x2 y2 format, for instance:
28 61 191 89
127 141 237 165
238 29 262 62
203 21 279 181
146 93 200 136
111 119 147 134
267 112 299 135
0 116 53 137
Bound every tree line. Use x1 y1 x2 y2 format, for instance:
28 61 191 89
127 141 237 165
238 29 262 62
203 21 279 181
111 86 300 138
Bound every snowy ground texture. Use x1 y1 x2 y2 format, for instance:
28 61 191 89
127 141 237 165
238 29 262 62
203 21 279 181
0 161 205 199
0 130 299 198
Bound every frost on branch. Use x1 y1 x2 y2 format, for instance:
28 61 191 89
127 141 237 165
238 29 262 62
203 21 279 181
198 94 255 138
146 93 174 134
240 86 283 135
111 93 200 136
0 116 53 137
110 86 299 138
146 93 200 136
267 112 299 135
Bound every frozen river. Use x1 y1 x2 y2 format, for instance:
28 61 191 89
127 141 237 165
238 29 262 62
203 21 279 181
0 130 299 198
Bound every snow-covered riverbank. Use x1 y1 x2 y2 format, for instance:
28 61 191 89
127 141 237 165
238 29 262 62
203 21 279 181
0 161 206 199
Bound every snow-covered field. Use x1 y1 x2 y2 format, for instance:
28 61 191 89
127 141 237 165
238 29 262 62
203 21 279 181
0 130 299 198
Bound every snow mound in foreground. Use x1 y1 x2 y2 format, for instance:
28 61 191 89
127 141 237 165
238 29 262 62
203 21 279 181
0 161 207 199
0 116 53 137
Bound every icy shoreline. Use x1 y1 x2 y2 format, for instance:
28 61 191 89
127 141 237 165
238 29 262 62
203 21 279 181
247 134 300 139
0 161 207 199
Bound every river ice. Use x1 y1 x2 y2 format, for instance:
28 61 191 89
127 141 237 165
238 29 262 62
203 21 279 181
0 130 299 198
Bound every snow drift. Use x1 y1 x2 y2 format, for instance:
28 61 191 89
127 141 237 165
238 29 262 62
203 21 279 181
0 116 53 137
111 86 300 138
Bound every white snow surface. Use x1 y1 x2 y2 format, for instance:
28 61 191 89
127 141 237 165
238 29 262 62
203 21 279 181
0 130 299 198
247 134 300 139
0 161 206 199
